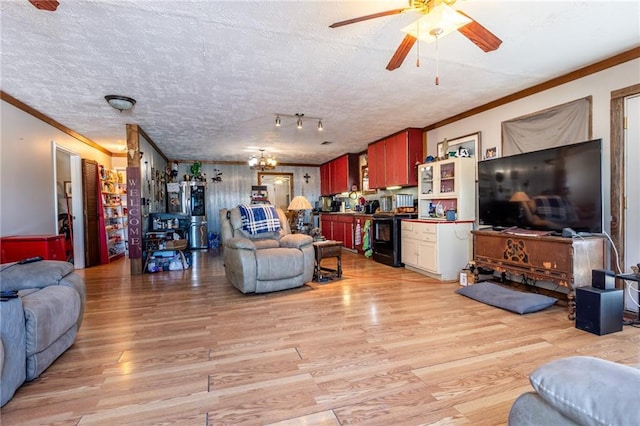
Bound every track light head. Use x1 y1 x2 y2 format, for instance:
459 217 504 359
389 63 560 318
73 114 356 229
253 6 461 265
317 120 323 131
275 115 281 127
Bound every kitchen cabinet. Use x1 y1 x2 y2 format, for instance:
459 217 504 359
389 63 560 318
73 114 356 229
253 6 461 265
320 213 355 250
320 154 359 195
417 157 476 221
100 167 128 262
367 140 385 190
401 219 473 280
367 128 423 189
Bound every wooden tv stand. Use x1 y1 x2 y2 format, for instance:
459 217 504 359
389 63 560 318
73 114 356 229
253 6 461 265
472 230 606 319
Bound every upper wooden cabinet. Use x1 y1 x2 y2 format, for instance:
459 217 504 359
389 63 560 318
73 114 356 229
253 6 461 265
367 128 423 189
320 153 359 195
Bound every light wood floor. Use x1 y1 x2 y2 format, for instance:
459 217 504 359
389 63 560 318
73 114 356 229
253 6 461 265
2 250 639 425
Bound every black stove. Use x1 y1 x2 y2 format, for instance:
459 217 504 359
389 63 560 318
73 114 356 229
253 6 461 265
371 212 417 267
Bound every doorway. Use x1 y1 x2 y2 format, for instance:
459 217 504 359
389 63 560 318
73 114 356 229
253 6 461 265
257 172 293 211
624 94 639 313
53 143 85 269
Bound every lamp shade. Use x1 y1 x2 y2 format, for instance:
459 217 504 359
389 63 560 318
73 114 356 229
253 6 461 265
510 191 532 202
288 196 312 211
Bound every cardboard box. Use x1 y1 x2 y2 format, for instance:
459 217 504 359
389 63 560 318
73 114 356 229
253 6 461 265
459 271 475 286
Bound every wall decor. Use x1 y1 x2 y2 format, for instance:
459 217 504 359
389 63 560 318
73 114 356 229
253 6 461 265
502 96 592 155
444 132 481 160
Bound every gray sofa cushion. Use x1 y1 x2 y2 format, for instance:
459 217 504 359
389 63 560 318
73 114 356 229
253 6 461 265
0 260 74 292
529 356 640 426
456 281 557 314
508 392 579 425
256 248 303 280
0 297 26 407
23 285 81 357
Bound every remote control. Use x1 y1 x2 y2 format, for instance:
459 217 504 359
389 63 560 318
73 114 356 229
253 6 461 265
0 290 18 301
18 256 43 264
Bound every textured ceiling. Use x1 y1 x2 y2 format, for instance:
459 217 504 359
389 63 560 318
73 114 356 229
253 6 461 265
1 0 639 165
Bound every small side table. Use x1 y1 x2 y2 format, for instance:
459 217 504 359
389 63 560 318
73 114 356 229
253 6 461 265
313 240 343 282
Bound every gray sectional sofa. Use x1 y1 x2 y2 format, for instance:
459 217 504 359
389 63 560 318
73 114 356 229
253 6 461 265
508 356 640 425
0 260 86 407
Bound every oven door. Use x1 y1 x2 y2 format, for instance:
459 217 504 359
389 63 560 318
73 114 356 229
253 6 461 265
372 216 396 266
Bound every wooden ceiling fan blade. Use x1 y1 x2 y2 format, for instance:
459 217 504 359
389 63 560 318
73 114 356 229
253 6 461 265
386 34 417 71
456 11 502 52
329 8 408 28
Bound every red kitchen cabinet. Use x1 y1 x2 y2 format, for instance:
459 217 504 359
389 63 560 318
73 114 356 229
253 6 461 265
367 141 385 189
320 154 359 195
321 216 333 239
320 163 332 196
319 214 355 250
367 128 423 189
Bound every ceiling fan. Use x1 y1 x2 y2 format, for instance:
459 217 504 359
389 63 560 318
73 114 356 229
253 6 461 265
329 0 502 71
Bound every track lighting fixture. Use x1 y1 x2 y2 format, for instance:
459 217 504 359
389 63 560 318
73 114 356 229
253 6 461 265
273 113 324 131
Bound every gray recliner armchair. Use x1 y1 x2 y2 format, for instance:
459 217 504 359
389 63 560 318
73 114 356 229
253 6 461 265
219 206 314 293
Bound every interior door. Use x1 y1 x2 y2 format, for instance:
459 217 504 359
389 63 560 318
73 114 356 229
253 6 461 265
82 159 101 267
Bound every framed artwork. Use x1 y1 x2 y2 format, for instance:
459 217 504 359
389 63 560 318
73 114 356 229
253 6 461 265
436 141 445 159
64 181 72 198
445 132 481 159
485 147 497 159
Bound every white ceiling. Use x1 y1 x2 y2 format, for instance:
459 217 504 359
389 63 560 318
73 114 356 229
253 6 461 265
1 0 639 165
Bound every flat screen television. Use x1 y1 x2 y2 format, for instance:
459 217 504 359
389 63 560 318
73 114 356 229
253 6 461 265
478 139 602 233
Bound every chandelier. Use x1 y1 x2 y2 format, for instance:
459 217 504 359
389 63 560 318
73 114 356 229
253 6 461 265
248 149 277 171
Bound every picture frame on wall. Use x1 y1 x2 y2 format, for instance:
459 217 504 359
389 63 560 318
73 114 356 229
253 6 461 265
445 132 481 159
436 141 445 159
485 147 497 159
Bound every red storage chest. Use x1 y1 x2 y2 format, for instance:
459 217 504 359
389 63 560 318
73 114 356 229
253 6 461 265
0 234 67 263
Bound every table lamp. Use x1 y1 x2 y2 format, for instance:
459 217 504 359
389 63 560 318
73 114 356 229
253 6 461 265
288 195 313 231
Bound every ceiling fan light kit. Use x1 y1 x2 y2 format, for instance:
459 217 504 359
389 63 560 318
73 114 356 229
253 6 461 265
401 3 471 43
105 95 136 112
330 0 502 74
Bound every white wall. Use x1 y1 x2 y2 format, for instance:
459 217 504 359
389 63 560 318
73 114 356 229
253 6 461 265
0 100 113 236
426 59 640 233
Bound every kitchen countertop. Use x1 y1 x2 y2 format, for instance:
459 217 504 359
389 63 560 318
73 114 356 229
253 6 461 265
403 218 475 224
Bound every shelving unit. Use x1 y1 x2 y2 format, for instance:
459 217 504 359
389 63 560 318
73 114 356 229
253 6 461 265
417 157 476 221
101 167 128 261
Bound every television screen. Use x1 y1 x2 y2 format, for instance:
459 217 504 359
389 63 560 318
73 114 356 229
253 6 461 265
478 139 602 233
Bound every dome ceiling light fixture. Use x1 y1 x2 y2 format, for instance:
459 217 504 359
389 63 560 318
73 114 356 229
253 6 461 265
105 95 136 112
248 149 277 171
274 113 323 131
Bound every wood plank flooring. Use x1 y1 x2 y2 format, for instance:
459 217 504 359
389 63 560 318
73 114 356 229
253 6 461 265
2 250 639 425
